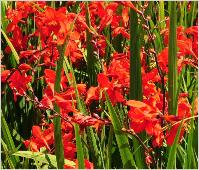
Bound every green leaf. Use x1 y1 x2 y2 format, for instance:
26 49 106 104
1 0 8 31
13 151 76 168
129 4 145 168
1 139 15 169
188 1 197 27
64 57 104 168
106 126 114 169
74 124 85 169
53 9 81 168
177 145 186 167
179 2 187 26
168 1 178 115
159 1 166 30
86 2 99 86
53 41 68 169
1 29 19 64
105 92 136 169
166 119 184 168
183 96 197 169
1 114 19 167
129 5 143 101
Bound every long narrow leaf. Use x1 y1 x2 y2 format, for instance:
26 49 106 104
53 40 68 169
1 139 15 169
53 8 81 168
1 0 8 31
74 124 85 169
159 1 165 30
129 3 142 101
129 3 145 168
1 114 19 167
13 151 76 168
168 1 178 115
64 57 104 168
1 29 19 64
184 95 197 169
166 119 184 168
86 2 98 86
105 92 136 169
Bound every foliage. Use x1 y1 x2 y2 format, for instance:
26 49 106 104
1 1 198 169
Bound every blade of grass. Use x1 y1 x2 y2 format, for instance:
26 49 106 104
188 1 197 27
180 2 187 26
64 57 105 168
1 0 8 32
112 4 123 53
53 8 81 168
53 39 68 169
168 1 178 115
86 2 98 86
74 124 85 169
129 3 143 101
1 114 20 167
129 3 145 168
159 1 165 30
183 95 197 168
13 151 76 168
1 29 19 64
105 25 111 65
166 118 184 168
105 92 136 169
106 126 114 169
176 145 186 167
1 139 15 169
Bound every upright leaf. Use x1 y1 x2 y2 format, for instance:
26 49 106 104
86 2 97 86
129 3 145 168
166 119 184 168
168 1 178 115
1 30 19 64
1 114 19 167
74 124 85 169
53 40 68 169
105 92 136 169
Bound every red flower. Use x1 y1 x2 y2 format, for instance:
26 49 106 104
7 70 32 101
86 87 100 104
1 70 11 83
165 96 192 146
112 27 130 39
127 100 164 147
97 73 125 105
24 124 54 152
44 69 67 90
18 63 32 73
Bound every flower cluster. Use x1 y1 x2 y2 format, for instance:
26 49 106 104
1 1 198 168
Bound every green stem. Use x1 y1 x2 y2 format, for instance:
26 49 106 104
129 5 143 101
86 2 97 86
130 5 145 168
159 1 165 30
53 40 68 169
74 124 85 169
168 1 178 115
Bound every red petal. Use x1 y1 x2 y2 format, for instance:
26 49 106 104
32 126 43 138
97 73 110 88
126 100 148 108
1 70 10 83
